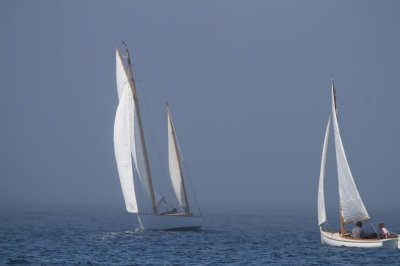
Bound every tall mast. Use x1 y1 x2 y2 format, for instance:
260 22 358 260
167 103 191 214
332 79 345 234
123 44 158 215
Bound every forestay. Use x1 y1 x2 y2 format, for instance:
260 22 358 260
331 87 370 223
318 117 331 226
167 106 189 212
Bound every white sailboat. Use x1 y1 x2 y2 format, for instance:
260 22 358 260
317 80 399 248
114 44 203 230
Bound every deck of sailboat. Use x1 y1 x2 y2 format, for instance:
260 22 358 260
161 212 193 217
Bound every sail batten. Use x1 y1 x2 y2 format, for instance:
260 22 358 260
331 86 370 223
167 105 189 213
318 116 331 226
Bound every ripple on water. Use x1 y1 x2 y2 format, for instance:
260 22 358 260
1 210 399 264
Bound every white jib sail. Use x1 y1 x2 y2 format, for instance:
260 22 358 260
114 85 138 213
167 108 188 211
318 116 331 226
331 87 370 223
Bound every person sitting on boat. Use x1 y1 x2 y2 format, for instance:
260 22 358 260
352 221 366 238
379 223 390 238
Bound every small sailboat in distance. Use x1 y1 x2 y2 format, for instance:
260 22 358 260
114 43 203 230
317 79 399 248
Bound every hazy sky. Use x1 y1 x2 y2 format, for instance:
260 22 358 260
1 1 399 215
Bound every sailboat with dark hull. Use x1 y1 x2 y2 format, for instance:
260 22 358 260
114 45 202 230
317 80 399 248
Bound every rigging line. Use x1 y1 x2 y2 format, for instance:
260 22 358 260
124 49 168 181
324 219 332 232
135 78 169 181
371 221 399 236
367 219 380 238
181 161 203 217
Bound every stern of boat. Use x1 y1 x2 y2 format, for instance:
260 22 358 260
381 238 398 249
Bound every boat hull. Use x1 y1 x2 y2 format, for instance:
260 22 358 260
138 214 203 231
320 228 398 248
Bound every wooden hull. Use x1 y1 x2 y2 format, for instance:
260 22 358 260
320 228 398 248
138 213 202 231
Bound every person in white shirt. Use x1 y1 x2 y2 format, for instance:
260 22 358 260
352 221 365 238
379 223 390 238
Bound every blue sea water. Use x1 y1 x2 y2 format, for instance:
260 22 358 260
1 206 399 265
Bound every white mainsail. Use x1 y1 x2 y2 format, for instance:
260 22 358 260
167 105 189 212
331 87 370 223
114 84 138 213
318 116 331 226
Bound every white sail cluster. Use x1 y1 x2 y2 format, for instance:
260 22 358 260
114 50 138 213
114 48 191 215
115 49 155 213
318 84 370 225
